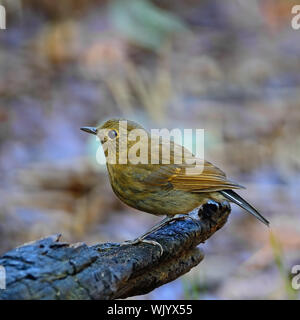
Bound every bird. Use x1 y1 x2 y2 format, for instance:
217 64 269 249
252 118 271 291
81 119 269 252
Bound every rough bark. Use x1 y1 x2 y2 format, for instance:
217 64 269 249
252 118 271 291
0 201 230 300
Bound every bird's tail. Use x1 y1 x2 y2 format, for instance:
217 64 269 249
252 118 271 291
220 189 269 226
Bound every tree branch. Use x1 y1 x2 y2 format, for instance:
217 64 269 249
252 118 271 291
0 202 230 299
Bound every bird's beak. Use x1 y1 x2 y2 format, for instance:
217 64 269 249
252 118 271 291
80 126 98 135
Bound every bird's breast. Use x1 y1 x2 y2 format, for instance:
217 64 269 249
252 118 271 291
106 164 204 216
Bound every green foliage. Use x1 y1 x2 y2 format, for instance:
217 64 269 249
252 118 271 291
269 231 297 300
182 272 207 300
108 0 187 50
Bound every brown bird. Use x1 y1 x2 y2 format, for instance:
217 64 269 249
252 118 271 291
81 119 269 252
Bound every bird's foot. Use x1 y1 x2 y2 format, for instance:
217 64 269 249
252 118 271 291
173 214 199 226
198 200 230 227
120 238 164 256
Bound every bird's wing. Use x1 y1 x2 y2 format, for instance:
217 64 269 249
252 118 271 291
171 163 244 192
142 139 244 192
143 161 244 192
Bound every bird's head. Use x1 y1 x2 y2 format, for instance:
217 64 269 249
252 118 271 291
81 118 146 141
81 119 149 162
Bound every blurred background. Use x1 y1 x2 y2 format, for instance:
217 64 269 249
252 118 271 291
0 0 300 299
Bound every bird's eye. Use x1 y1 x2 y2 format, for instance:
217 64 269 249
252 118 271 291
108 129 118 139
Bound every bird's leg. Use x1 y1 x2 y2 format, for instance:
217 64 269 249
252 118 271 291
138 216 175 238
120 214 199 255
120 238 164 255
120 216 171 255
134 214 198 241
